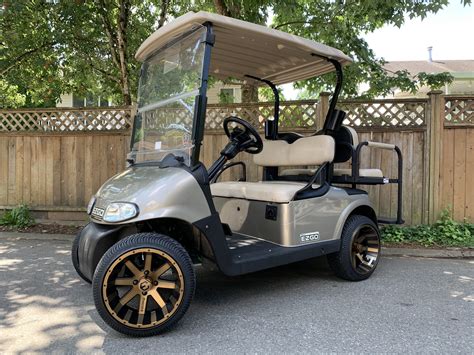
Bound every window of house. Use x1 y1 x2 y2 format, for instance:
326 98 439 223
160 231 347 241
86 95 98 107
73 95 85 107
72 94 111 107
219 88 235 104
100 98 110 107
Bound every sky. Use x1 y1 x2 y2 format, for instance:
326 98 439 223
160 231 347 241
363 1 474 61
282 1 474 99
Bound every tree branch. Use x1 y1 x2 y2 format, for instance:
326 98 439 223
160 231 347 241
89 63 121 84
1 42 55 76
95 0 121 69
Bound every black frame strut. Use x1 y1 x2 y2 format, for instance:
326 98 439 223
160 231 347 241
244 75 280 140
191 22 215 166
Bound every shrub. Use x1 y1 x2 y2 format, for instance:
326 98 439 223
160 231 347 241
0 204 35 228
381 209 474 247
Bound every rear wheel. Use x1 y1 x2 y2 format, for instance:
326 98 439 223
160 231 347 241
327 215 381 281
71 229 92 284
92 233 195 336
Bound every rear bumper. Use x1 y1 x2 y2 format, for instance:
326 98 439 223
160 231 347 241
77 222 125 281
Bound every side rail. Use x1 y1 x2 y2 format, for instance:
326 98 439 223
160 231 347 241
355 141 403 224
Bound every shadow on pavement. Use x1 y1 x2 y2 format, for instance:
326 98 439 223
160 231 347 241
0 238 337 353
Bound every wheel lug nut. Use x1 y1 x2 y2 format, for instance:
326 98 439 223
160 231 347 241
133 280 138 285
142 291 147 295
153 281 158 286
144 270 149 275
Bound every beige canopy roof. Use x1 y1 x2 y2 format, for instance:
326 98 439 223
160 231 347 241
135 11 352 85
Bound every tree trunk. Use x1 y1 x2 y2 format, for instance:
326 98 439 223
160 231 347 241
241 83 259 103
117 0 132 105
158 0 169 28
213 0 231 16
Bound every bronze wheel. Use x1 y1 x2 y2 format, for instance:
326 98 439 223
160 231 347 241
327 215 381 281
350 224 380 275
93 233 195 336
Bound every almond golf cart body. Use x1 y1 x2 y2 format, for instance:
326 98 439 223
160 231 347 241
72 11 403 336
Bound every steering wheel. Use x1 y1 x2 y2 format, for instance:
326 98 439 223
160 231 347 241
223 116 263 154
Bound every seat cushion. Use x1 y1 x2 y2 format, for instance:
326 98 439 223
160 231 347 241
280 168 316 176
333 168 383 178
211 181 309 203
253 135 335 167
280 167 384 178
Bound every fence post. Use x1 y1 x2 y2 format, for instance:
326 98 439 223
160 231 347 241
130 104 138 121
425 90 445 224
318 92 330 129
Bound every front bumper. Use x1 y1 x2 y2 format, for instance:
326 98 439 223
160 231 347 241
77 222 127 281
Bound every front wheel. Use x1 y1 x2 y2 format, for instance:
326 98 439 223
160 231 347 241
92 233 195 336
327 215 381 281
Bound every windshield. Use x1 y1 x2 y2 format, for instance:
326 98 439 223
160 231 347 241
131 26 207 165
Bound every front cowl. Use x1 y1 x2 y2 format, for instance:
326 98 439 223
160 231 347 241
92 166 211 224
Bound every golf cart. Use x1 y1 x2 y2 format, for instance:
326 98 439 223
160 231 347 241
72 11 403 337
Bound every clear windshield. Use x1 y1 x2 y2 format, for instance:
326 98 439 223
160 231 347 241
131 26 207 165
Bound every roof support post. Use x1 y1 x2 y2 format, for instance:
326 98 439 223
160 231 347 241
310 54 344 133
322 59 343 132
191 23 215 165
244 75 279 140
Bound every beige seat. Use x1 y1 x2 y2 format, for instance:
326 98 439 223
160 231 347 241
211 135 334 203
211 181 310 203
280 167 383 178
333 168 383 178
280 126 384 179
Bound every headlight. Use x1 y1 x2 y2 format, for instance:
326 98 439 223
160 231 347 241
103 202 138 222
87 196 96 215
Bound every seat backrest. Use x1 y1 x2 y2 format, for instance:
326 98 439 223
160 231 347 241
332 125 358 163
253 135 335 167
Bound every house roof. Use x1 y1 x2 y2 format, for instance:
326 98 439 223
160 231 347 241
135 11 352 85
384 60 474 75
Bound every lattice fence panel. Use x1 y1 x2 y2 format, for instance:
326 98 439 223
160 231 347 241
338 100 426 127
445 97 474 124
206 100 319 130
0 107 132 132
0 99 433 133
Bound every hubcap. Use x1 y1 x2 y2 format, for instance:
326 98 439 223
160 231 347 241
351 225 380 274
102 248 184 329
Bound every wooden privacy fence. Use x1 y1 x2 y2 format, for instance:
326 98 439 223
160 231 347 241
0 93 472 224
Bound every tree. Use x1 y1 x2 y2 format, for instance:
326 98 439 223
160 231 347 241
1 0 470 108
1 0 191 107
269 0 469 97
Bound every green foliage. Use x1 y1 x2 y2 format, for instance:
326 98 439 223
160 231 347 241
381 209 474 247
1 0 470 107
0 80 26 108
0 204 36 228
219 90 235 104
258 86 285 102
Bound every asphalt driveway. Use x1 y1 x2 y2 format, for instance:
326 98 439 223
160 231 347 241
0 236 472 354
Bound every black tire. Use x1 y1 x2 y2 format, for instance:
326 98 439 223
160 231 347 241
71 229 92 283
327 215 381 281
92 233 195 337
